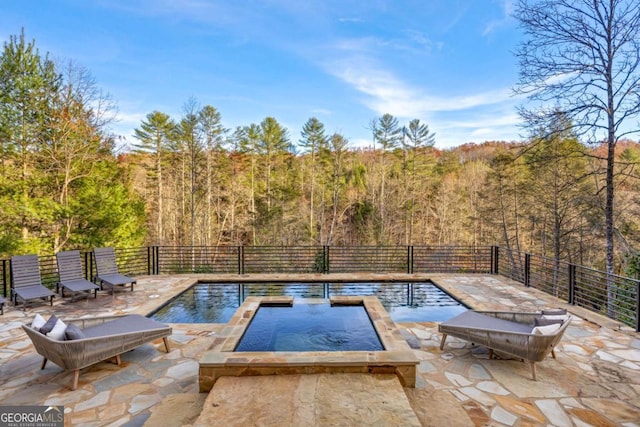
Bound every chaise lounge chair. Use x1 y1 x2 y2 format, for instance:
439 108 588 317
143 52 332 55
93 247 136 294
22 314 172 390
56 250 100 302
10 255 56 310
438 310 572 380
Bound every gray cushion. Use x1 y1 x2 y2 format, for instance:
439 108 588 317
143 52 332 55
39 315 58 334
534 317 564 327
440 311 533 334
82 314 168 338
64 323 86 340
542 309 567 315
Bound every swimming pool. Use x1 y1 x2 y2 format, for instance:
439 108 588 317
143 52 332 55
235 301 384 352
150 281 467 323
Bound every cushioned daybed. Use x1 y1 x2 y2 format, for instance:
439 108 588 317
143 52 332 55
23 314 171 390
439 310 572 380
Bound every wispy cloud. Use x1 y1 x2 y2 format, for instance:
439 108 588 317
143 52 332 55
312 108 333 116
441 113 522 129
338 17 364 23
328 58 513 118
483 0 515 36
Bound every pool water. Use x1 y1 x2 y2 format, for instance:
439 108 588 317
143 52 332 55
150 281 467 324
235 302 384 352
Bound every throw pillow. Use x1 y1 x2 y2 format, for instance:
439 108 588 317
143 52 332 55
64 323 86 341
39 314 58 334
47 319 67 341
32 313 47 330
532 323 561 335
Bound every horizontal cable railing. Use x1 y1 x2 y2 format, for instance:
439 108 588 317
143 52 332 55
113 247 152 276
327 246 408 273
156 246 240 274
413 246 493 274
528 254 571 302
0 245 638 331
497 247 640 331
243 246 323 274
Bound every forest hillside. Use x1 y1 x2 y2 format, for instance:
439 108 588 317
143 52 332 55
2 31 640 277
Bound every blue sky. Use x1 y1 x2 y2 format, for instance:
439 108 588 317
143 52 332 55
2 0 524 149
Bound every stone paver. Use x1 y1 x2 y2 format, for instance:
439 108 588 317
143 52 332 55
0 272 638 426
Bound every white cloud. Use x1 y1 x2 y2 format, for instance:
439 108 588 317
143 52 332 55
471 127 495 136
441 113 522 130
312 108 333 116
349 137 373 148
329 59 514 117
338 17 364 23
116 111 146 125
483 0 515 36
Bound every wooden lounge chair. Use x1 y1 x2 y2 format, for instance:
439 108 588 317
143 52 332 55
438 310 572 380
56 250 99 301
10 255 55 310
23 314 172 390
93 247 136 294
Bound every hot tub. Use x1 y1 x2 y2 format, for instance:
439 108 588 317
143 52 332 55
199 296 419 391
235 301 384 352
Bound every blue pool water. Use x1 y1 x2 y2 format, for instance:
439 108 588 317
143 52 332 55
149 281 467 324
235 302 384 352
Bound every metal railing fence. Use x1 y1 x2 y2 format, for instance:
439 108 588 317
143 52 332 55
496 247 639 331
0 245 638 331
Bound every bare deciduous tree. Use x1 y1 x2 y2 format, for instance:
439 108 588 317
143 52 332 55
514 0 640 314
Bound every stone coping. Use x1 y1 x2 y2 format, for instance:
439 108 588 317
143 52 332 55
198 295 419 391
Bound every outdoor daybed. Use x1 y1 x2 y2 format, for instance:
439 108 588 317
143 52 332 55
438 310 572 380
23 314 172 390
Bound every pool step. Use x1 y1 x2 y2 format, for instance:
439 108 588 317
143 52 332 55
199 349 419 391
193 373 421 427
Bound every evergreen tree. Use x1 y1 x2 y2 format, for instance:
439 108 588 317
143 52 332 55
371 113 402 243
300 117 328 243
402 119 436 244
198 105 228 245
0 29 60 252
133 111 175 244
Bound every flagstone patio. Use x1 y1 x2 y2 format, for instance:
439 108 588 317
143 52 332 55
0 273 638 426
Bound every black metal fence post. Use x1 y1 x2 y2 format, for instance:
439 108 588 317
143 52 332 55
524 253 531 287
636 281 640 332
238 246 245 275
407 246 413 274
1 259 7 298
568 264 576 305
83 251 92 281
147 246 152 275
8 260 13 302
491 246 499 275
324 246 330 274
